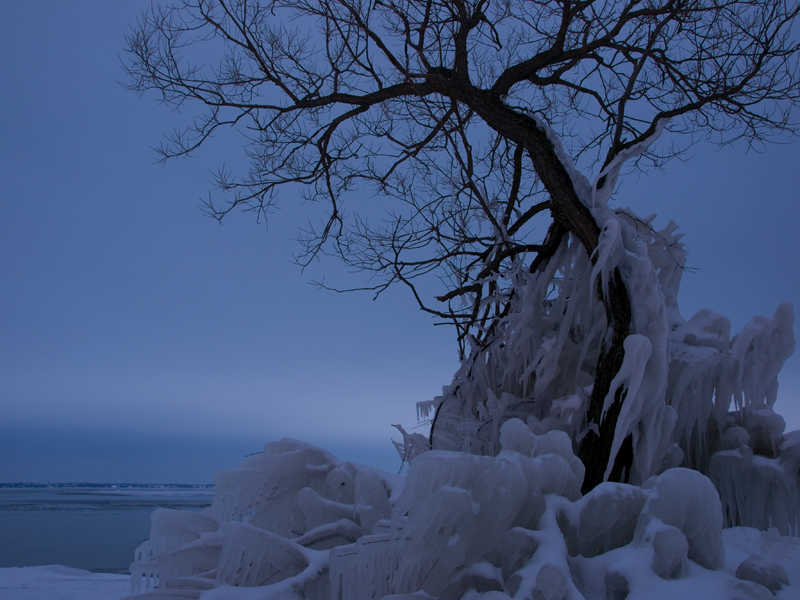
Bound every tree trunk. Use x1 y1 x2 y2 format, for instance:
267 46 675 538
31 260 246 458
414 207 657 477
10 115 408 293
434 80 635 491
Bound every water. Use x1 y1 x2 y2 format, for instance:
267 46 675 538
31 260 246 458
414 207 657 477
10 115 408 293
0 484 214 573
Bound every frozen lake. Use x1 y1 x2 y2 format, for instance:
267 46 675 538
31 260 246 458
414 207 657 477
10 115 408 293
0 484 214 573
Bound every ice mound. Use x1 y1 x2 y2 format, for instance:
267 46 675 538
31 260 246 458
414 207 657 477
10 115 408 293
558 482 648 558
126 438 400 599
735 554 789 593
123 426 799 599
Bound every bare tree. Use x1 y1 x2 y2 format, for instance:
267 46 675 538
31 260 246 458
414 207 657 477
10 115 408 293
125 0 800 491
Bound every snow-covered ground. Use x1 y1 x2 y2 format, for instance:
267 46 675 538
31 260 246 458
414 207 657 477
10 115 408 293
0 565 130 600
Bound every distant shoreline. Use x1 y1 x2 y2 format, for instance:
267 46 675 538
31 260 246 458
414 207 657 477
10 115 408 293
0 482 215 489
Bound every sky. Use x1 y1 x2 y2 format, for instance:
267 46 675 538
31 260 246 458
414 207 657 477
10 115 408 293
1 1 799 484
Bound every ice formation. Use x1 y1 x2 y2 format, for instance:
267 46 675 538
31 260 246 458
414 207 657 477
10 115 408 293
124 429 799 600
123 123 799 600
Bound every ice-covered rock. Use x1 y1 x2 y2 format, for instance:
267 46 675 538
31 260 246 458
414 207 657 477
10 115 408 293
536 430 586 488
640 518 688 579
635 468 724 570
498 417 538 456
723 426 752 450
484 527 540 581
497 419 585 498
530 563 567 600
531 453 582 501
744 410 787 459
561 482 648 557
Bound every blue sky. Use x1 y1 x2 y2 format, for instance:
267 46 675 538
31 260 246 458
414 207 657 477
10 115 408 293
1 1 799 483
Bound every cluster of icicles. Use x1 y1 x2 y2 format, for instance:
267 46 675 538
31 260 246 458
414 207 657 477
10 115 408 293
422 208 800 537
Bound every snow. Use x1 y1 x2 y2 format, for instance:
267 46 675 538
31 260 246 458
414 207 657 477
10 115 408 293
558 482 648 558
0 565 130 600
